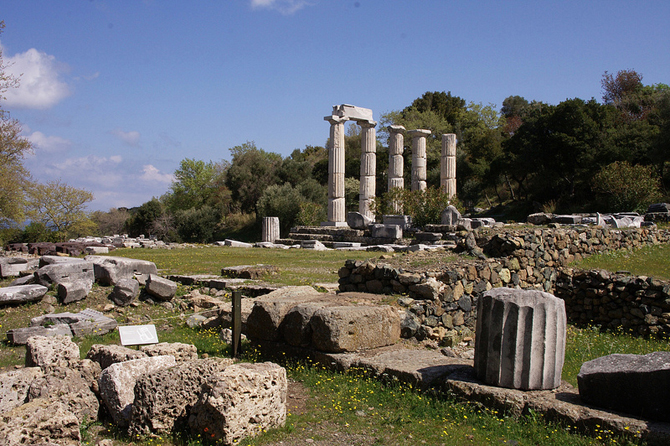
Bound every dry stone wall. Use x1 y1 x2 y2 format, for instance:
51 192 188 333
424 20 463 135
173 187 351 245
338 227 670 341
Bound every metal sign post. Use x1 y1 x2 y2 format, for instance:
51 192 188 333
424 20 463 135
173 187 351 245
232 289 242 357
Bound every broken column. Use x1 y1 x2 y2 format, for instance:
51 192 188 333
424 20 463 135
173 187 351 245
323 115 347 226
408 129 431 191
474 288 567 390
358 120 377 220
441 133 457 198
261 217 280 243
387 125 405 213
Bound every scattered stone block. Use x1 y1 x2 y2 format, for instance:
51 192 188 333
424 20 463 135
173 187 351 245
221 264 278 279
441 205 461 225
300 240 329 250
552 214 582 225
474 288 566 390
578 351 670 422
99 355 177 427
86 344 148 370
371 224 402 239
246 286 325 341
7 324 73 345
34 261 95 288
25 335 80 370
382 214 412 229
0 367 43 415
57 280 91 304
85 246 109 254
108 277 140 306
346 211 373 230
27 366 99 423
414 231 442 242
0 257 30 278
0 398 80 446
188 362 287 445
140 342 198 362
222 239 254 248
527 212 552 225
85 255 158 286
145 274 177 301
129 358 235 436
0 284 48 305
310 305 401 353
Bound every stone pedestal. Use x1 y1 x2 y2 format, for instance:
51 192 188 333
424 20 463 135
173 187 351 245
359 121 377 220
324 116 347 225
441 133 457 198
474 288 567 390
408 129 431 191
387 125 405 213
262 217 280 243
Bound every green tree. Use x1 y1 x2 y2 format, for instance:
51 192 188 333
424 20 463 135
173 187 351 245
125 198 164 237
592 161 662 212
90 208 130 236
175 205 222 243
25 180 94 241
167 158 224 211
0 21 33 229
225 141 282 214
256 183 304 236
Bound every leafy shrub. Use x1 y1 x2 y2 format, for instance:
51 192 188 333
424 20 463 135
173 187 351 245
175 205 222 243
592 161 662 212
372 187 459 228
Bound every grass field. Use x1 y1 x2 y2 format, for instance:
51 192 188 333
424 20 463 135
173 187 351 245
571 242 670 280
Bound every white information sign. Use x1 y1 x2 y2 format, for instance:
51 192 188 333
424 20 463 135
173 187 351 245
118 324 159 346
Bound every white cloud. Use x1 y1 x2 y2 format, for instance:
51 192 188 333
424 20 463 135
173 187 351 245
140 164 174 184
2 46 72 110
49 155 124 188
27 131 72 153
250 0 313 15
110 128 141 146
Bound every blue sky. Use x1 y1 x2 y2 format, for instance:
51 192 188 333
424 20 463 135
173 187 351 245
1 0 669 211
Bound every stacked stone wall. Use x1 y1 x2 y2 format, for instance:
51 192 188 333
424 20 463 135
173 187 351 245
338 227 670 343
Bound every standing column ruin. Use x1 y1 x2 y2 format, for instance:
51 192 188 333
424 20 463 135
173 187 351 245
324 116 347 226
261 217 280 243
408 129 431 191
359 121 377 220
441 133 457 198
387 125 405 213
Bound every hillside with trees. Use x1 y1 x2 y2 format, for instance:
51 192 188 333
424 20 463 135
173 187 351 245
2 63 669 244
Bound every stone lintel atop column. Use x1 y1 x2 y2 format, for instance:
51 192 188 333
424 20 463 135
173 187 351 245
324 115 348 124
331 104 373 122
387 125 406 133
408 129 432 137
357 120 377 128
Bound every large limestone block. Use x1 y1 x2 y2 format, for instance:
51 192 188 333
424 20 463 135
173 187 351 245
0 398 80 446
245 286 325 341
0 284 48 305
56 280 91 304
188 362 287 445
474 288 566 390
0 367 43 415
25 335 80 370
86 344 148 370
578 351 670 422
34 261 95 287
280 302 336 348
145 274 177 301
85 255 158 286
0 258 30 278
310 305 401 353
99 355 177 427
108 277 140 306
140 342 198 362
129 358 235 436
7 324 72 345
28 366 99 423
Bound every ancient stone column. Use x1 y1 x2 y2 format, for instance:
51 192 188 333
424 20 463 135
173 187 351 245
441 133 457 198
261 217 280 243
408 129 431 191
474 288 567 390
387 125 405 213
358 121 377 220
323 116 347 225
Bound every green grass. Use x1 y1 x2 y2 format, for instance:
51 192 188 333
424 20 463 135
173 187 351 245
571 243 670 280
233 356 638 446
106 246 380 286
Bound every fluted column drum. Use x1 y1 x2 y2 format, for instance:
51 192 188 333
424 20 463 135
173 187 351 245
474 288 567 390
261 217 280 243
